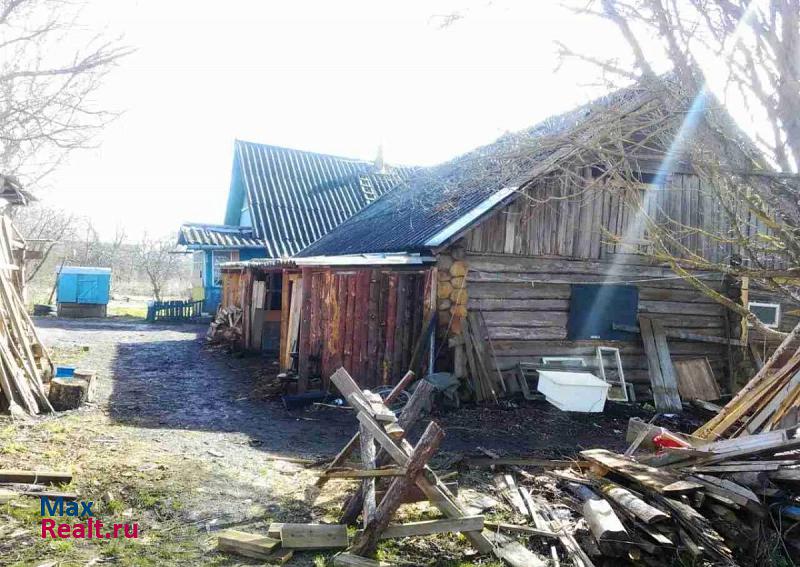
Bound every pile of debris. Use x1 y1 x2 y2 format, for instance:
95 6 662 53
0 217 53 417
206 306 243 345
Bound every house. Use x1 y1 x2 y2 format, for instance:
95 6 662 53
222 78 799 400
178 140 411 313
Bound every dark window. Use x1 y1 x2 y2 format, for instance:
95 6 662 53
265 272 283 310
567 284 639 340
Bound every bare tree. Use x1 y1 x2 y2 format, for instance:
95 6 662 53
135 234 181 302
0 0 132 185
11 203 77 281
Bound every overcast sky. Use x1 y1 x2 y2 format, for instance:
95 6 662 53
44 1 634 239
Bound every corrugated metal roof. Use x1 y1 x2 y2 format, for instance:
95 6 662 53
234 140 413 258
178 223 265 249
296 83 663 258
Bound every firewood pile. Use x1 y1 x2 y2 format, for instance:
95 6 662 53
0 217 53 417
206 306 243 345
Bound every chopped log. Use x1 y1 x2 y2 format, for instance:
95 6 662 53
0 469 72 485
582 498 628 555
73 370 97 402
597 481 669 525
350 421 444 557
278 523 348 549
48 377 89 411
217 529 280 559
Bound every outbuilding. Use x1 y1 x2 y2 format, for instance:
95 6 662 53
57 267 112 318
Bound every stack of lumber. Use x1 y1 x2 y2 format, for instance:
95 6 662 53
694 343 800 439
459 313 504 403
0 217 53 417
206 306 243 345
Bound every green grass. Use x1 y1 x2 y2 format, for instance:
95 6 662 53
107 304 148 318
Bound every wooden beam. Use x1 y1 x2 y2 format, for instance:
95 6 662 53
320 468 406 479
0 470 72 485
483 521 557 539
217 529 280 560
297 269 313 392
355 516 485 539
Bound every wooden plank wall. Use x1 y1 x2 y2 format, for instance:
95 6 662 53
464 253 730 389
464 172 732 264
298 267 429 390
221 270 242 309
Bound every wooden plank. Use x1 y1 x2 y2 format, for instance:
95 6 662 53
494 474 529 517
581 449 702 495
217 529 279 559
674 358 721 401
279 523 348 549
369 516 485 539
487 531 548 567
651 319 683 411
639 317 671 411
483 521 557 539
321 468 407 479
360 423 377 525
0 470 72 485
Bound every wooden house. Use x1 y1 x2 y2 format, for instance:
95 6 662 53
178 140 410 313
282 80 799 398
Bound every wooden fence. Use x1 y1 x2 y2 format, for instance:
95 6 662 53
146 299 203 322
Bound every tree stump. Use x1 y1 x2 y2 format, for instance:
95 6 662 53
48 378 89 410
74 371 97 402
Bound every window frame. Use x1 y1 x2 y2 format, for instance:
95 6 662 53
211 250 234 287
748 301 781 328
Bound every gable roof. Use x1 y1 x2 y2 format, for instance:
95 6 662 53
228 140 414 258
178 223 265 249
296 83 658 258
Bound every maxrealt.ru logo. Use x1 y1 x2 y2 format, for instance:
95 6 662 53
40 497 139 539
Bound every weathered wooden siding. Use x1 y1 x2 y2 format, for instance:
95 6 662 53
464 172 732 263
298 267 430 389
462 253 731 388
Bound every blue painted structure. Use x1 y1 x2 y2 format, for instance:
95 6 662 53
57 267 111 305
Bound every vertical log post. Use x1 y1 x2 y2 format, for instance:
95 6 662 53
297 268 313 393
349 421 444 558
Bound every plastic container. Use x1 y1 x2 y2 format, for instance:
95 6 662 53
55 366 75 379
536 370 610 412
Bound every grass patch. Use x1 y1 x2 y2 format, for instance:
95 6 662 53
108 304 148 318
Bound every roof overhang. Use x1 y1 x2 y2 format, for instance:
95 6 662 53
423 186 519 249
294 252 435 267
220 258 296 270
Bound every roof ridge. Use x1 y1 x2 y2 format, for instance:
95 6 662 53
234 138 407 167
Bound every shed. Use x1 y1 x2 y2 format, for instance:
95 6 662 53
57 267 112 318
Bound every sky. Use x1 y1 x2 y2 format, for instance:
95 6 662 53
43 1 633 240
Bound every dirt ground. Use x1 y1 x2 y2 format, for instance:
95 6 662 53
0 318 701 566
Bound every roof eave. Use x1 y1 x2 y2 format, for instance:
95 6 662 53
424 186 519 252
294 253 435 267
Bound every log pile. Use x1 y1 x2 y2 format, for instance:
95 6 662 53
460 419 800 566
206 306 243 345
0 217 53 417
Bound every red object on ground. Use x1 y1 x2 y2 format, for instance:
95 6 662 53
652 433 689 450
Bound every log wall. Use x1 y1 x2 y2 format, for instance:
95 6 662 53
298 267 431 390
458 253 733 390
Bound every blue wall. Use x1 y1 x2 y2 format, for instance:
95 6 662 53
202 248 268 313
